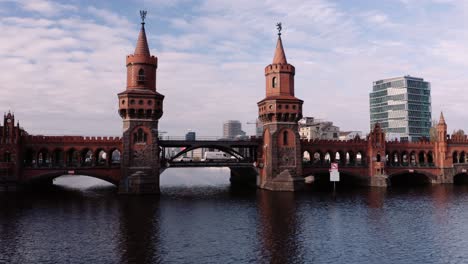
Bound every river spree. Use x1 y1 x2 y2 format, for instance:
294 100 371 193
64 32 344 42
2 168 468 264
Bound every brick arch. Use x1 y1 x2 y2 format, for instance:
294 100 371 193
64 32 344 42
23 171 119 186
277 127 295 147
302 150 311 163
95 148 108 166
109 148 122 165
303 169 368 185
388 170 437 184
51 148 65 166
454 172 468 184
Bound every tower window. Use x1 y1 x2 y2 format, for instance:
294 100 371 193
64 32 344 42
272 77 278 88
134 128 148 144
138 69 145 84
283 131 288 145
4 151 11 162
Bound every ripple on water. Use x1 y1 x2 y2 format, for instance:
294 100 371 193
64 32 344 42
2 176 468 263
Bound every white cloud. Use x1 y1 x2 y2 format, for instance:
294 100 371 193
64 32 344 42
1 0 468 138
20 0 77 16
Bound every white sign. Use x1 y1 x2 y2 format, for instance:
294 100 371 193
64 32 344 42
330 162 340 182
330 170 340 182
68 170 75 175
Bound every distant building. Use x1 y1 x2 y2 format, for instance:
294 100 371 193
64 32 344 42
339 131 363 141
223 120 246 139
185 131 196 141
299 117 340 140
370 76 432 142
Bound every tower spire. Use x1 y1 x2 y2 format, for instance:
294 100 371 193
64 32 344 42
273 22 287 64
134 10 150 56
439 111 446 125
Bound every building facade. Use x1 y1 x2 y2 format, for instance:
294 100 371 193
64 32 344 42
370 76 431 142
298 117 340 140
223 120 246 139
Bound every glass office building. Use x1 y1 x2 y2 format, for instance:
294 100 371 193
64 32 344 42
370 76 431 142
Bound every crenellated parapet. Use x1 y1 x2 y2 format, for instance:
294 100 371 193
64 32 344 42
448 133 468 144
264 64 295 74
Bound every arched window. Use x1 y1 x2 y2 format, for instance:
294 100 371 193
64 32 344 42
134 128 148 144
376 153 381 162
138 68 145 84
4 151 11 162
283 130 288 145
111 150 121 164
272 77 278 88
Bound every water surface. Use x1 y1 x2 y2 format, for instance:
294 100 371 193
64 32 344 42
1 169 468 263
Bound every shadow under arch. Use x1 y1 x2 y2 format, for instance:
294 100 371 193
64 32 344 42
23 171 119 187
454 173 468 185
307 170 368 190
169 145 245 162
388 170 435 187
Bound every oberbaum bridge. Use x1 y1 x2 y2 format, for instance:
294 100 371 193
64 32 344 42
1 14 468 193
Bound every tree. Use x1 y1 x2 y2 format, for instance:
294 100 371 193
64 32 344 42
429 119 438 142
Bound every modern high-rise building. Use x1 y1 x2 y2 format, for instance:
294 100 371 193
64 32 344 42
223 120 246 139
185 131 196 141
370 76 432 142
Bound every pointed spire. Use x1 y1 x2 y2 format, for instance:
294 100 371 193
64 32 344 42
134 11 150 56
273 36 287 64
439 111 446 125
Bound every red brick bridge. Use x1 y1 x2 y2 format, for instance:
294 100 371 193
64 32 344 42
1 17 468 193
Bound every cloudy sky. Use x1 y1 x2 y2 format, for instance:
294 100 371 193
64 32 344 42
0 0 467 137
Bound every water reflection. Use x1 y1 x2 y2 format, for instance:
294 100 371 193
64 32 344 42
257 190 301 263
366 187 386 208
0 194 22 263
3 173 468 263
118 196 161 264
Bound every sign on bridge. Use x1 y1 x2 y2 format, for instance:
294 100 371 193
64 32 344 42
330 162 340 182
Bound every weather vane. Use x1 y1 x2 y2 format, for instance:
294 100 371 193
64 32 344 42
140 10 147 24
276 22 282 36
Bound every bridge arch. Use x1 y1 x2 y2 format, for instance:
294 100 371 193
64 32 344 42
460 151 466 164
302 150 311 164
25 171 119 186
346 151 354 165
110 148 121 165
52 148 64 167
454 173 468 185
307 169 367 188
388 170 436 186
169 145 245 162
453 151 459 164
427 151 434 165
81 148 93 167
312 151 322 164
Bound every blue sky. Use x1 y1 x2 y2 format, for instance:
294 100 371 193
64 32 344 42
0 0 467 136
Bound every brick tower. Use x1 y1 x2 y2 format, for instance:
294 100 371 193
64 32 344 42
435 112 452 183
257 24 304 191
0 112 22 190
367 123 388 187
118 11 164 194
